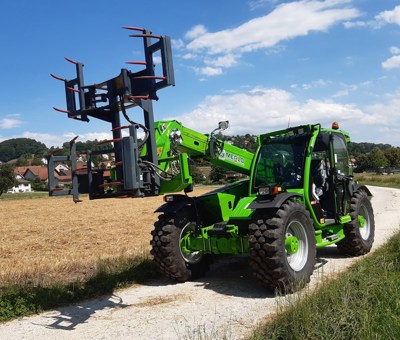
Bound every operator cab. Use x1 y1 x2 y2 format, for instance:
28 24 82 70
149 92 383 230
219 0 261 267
253 123 353 224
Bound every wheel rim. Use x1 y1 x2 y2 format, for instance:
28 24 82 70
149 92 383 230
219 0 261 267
359 204 371 240
285 220 309 272
179 222 203 264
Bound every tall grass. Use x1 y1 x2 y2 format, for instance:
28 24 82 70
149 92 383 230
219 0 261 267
251 231 400 339
355 173 400 189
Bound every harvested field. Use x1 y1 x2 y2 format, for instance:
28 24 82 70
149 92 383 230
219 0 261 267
0 187 213 287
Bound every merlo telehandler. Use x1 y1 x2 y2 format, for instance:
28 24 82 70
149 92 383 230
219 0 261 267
48 27 374 291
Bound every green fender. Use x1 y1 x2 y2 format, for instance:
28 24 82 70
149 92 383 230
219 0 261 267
248 192 302 210
154 194 195 214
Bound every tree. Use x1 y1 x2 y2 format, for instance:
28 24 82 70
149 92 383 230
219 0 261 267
383 147 400 168
0 163 17 195
16 154 31 166
31 178 47 191
0 138 48 162
209 165 227 183
354 154 369 173
189 165 205 184
367 147 388 170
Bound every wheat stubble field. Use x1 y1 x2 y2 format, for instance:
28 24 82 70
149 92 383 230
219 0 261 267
0 188 211 287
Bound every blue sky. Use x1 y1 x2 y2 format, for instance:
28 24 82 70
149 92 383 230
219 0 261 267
1 0 400 147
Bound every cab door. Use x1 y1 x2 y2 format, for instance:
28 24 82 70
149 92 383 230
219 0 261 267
330 133 351 217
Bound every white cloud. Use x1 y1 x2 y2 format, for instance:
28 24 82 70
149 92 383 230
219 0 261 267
167 85 400 145
183 0 360 76
375 5 400 26
187 1 359 55
194 66 223 76
205 54 238 68
249 0 278 11
291 79 330 91
332 81 372 98
168 86 365 136
185 25 208 40
0 117 23 129
343 20 367 28
172 39 184 50
345 5 400 29
390 46 400 55
382 55 400 70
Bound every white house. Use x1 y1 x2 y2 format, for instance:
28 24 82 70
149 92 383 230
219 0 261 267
7 178 32 193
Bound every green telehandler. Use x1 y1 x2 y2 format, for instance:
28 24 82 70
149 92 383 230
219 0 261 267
48 27 374 292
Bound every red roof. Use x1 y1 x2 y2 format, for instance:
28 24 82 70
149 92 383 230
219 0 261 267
18 166 49 180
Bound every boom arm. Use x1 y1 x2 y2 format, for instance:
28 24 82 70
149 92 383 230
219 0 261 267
151 120 254 194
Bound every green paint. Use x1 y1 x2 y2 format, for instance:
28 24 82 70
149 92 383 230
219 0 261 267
285 236 299 255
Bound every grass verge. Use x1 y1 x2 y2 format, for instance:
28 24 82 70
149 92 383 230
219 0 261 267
355 173 400 189
0 255 158 322
0 191 49 201
251 231 400 339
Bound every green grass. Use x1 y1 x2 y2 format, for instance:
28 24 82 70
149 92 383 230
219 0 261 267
251 231 400 340
0 191 49 200
0 255 158 322
355 173 400 189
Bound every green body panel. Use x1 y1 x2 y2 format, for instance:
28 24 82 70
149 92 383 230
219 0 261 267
159 153 192 194
315 226 345 248
141 120 254 194
229 196 256 219
188 225 248 254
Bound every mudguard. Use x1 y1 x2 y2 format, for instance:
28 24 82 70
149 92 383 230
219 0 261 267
248 192 302 210
355 184 373 197
154 194 195 214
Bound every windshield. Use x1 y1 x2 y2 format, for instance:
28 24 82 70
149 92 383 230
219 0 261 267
253 137 308 190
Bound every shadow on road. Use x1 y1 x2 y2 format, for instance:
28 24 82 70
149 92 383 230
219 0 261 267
33 294 128 331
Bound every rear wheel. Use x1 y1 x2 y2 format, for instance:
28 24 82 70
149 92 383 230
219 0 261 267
249 200 316 293
337 190 375 255
150 212 211 282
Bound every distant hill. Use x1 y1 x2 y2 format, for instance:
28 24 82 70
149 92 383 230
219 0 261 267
0 138 48 162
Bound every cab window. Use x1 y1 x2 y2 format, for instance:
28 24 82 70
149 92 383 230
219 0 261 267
332 133 350 176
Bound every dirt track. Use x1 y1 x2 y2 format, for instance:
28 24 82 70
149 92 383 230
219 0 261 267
1 186 399 339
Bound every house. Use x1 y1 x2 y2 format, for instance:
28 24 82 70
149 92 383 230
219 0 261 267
7 178 32 193
22 166 49 181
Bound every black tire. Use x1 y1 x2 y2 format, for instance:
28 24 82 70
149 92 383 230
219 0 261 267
249 200 316 293
337 190 375 256
150 212 211 282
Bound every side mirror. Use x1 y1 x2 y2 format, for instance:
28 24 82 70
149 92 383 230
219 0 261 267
218 120 229 131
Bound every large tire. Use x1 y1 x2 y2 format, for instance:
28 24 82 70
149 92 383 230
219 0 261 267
337 190 375 256
150 212 211 282
249 200 316 293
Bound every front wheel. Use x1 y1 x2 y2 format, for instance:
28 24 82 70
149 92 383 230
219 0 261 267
249 200 316 293
337 190 375 256
150 212 211 282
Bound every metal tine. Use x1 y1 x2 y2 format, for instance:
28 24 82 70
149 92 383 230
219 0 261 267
129 34 161 39
53 107 70 114
133 76 166 80
50 73 66 82
129 95 150 100
64 57 79 65
111 125 130 131
122 26 145 32
97 138 122 145
67 86 81 93
125 61 147 65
